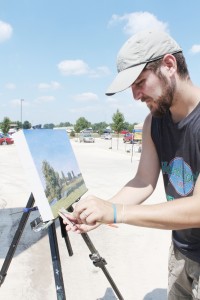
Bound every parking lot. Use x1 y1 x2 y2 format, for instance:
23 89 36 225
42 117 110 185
74 136 142 156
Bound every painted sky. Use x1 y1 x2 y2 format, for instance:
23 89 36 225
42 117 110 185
0 0 200 126
23 129 81 186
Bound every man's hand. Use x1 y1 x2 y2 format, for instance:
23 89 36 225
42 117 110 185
73 195 114 226
63 212 101 233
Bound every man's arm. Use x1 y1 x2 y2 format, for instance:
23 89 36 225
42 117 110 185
73 169 200 231
109 113 161 205
124 174 200 229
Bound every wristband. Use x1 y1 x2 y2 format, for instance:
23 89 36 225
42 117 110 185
112 203 117 223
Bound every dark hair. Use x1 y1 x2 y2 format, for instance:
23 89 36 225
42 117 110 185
146 52 190 80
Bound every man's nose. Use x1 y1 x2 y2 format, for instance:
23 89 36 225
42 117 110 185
131 85 142 100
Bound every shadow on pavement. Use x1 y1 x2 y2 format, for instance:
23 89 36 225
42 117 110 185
0 207 61 258
144 288 167 300
97 287 118 299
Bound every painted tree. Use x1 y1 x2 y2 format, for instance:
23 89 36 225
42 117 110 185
42 160 62 201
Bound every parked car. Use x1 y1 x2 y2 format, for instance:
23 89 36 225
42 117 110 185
8 128 17 135
120 130 129 135
101 133 112 140
0 133 14 145
79 133 95 143
80 128 93 134
123 133 134 143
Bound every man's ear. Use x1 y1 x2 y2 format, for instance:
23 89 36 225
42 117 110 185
163 54 177 71
162 54 177 75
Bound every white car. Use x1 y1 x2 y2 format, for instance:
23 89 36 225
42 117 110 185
79 133 95 143
101 133 112 140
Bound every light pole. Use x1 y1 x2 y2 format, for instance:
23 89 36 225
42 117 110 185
20 99 24 128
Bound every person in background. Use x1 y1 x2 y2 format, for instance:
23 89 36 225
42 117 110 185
64 30 200 299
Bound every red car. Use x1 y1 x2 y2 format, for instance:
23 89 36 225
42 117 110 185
0 133 14 145
120 130 129 135
123 133 134 143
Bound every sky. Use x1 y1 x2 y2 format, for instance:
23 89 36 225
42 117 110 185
0 0 200 127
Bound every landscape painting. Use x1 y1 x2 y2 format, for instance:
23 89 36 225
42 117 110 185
14 129 87 222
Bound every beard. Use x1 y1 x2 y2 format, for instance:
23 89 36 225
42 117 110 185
145 72 176 118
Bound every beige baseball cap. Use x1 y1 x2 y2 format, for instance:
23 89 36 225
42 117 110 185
105 30 182 96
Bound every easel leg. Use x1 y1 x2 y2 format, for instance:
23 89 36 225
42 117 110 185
81 233 124 300
65 204 124 299
48 222 66 300
59 217 73 256
0 193 35 286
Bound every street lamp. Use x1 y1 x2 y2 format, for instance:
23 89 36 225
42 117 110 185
20 99 24 128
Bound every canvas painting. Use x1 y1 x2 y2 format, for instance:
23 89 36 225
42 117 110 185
14 129 87 222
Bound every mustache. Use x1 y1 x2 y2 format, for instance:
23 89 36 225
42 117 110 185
141 96 150 103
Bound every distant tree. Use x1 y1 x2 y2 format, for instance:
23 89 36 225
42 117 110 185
0 117 11 134
16 121 22 129
57 121 72 127
123 122 130 130
58 122 64 127
70 130 75 137
32 124 42 129
112 109 125 149
43 123 55 129
23 120 32 129
128 122 138 133
92 122 108 134
74 117 91 133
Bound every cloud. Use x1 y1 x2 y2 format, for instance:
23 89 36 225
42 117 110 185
0 20 13 42
5 83 16 90
73 92 98 102
34 96 55 103
57 59 90 75
190 44 200 54
10 99 30 107
108 12 168 35
38 81 61 90
89 66 110 78
57 59 110 78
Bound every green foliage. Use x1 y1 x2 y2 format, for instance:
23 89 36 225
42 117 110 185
112 109 125 133
70 130 75 137
57 121 72 127
128 122 138 133
92 122 109 134
123 122 130 130
0 117 11 134
42 160 63 201
23 120 32 129
16 121 22 129
43 123 55 129
74 117 91 133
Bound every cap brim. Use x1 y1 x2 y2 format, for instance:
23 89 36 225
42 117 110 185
105 63 146 96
